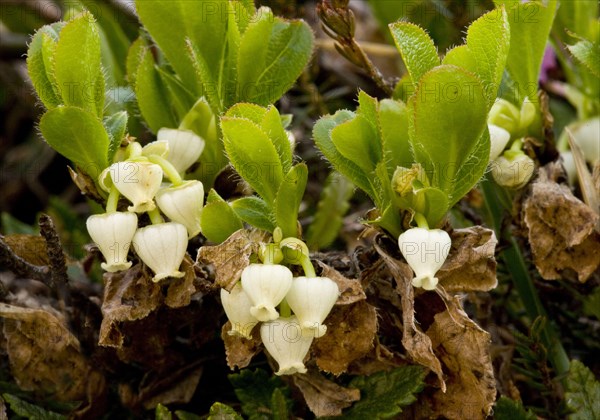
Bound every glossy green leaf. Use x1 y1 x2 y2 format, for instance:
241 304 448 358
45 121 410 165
567 36 600 78
53 12 104 116
313 110 376 200
40 106 110 176
565 360 600 420
201 190 243 243
275 163 308 238
342 365 426 419
237 15 313 105
27 23 64 109
389 22 439 86
378 99 411 172
305 172 353 251
407 65 489 204
207 402 242 420
494 397 536 420
104 111 128 163
135 49 177 133
231 197 275 232
221 117 284 204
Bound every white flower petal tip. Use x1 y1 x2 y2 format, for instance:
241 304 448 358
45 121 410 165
221 284 258 340
488 124 511 161
286 276 339 338
141 140 169 158
398 228 451 290
241 264 293 322
157 128 205 173
110 161 163 213
491 153 535 189
132 222 188 282
156 180 204 238
86 212 138 273
260 316 313 376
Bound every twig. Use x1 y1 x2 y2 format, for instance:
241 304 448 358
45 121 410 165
39 214 70 309
0 235 51 285
315 39 398 58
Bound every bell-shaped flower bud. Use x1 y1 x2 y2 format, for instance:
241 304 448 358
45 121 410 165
132 222 187 282
110 161 163 213
560 151 576 185
260 316 314 376
571 117 600 164
489 98 521 135
155 180 204 238
157 128 205 173
491 151 535 189
86 212 138 272
220 283 259 339
285 276 339 338
241 264 293 322
488 124 511 161
141 140 169 159
398 227 451 290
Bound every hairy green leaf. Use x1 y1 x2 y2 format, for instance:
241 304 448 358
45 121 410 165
126 37 146 90
207 402 242 420
567 36 600 78
261 106 293 173
275 163 308 238
494 397 537 420
389 22 439 86
201 190 243 243
2 393 66 420
332 115 381 173
566 360 600 419
228 369 292 420
104 111 128 163
27 23 64 109
378 99 411 173
232 197 276 232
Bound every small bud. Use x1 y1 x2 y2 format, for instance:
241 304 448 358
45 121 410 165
488 124 511 161
285 276 339 338
110 161 163 213
491 152 535 189
489 99 521 134
570 117 600 164
398 228 451 290
141 140 169 158
392 164 428 196
132 222 187 282
241 264 293 322
260 316 314 376
86 212 138 272
155 180 204 238
157 128 205 173
221 283 258 339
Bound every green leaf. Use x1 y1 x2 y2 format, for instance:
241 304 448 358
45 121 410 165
261 107 293 173
378 99 412 172
407 65 489 204
27 23 64 109
565 360 600 420
389 22 439 86
332 115 381 174
104 111 128 163
313 110 376 200
175 410 202 420
201 190 243 243
443 45 478 71
126 37 146 90
275 163 308 238
228 369 292 420
237 14 314 105
582 286 600 319
2 393 66 420
226 102 268 123
221 117 284 204
207 402 242 420
231 197 276 232
135 48 177 133
400 186 449 228
40 106 110 176
567 36 600 78
494 397 537 420
155 403 173 420
305 172 354 251
342 365 426 419
157 66 197 121
502 0 558 103
270 388 289 420
53 12 104 117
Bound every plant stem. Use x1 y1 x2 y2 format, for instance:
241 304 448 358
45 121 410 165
106 186 120 213
148 155 183 186
414 213 429 229
300 254 316 278
148 208 164 225
279 299 291 318
481 179 570 377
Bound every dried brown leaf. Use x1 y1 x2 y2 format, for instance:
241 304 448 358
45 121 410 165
0 303 106 407
523 163 600 282
2 235 49 266
221 321 262 370
165 256 198 308
437 226 498 292
317 261 366 305
99 264 162 347
312 300 377 375
293 369 360 417
197 229 269 291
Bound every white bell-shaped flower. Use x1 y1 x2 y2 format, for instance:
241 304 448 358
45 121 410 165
241 263 293 322
132 222 187 282
110 161 163 213
260 316 314 376
221 283 259 339
155 180 204 238
86 212 138 272
571 117 600 164
285 276 339 338
491 152 535 189
157 128 205 173
398 227 451 290
488 124 511 161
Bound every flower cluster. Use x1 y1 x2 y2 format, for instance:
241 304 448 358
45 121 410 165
86 128 205 282
220 237 340 375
